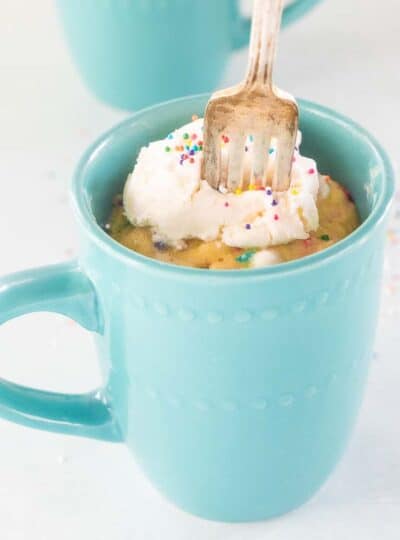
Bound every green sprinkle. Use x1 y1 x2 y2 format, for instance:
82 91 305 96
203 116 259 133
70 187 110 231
183 133 189 140
236 249 257 264
320 234 330 241
165 146 171 152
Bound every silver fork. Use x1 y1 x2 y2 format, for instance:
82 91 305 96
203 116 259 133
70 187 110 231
202 0 298 193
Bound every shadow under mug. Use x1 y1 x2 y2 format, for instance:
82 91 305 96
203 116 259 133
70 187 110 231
55 0 324 110
0 95 395 522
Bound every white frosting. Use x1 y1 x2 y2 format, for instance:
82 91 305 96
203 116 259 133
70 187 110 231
123 118 329 251
251 249 281 268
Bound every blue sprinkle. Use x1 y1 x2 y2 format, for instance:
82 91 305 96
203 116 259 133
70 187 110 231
185 145 190 150
236 249 256 263
272 199 278 206
245 223 251 230
154 241 168 251
268 148 274 154
266 189 272 196
249 135 254 142
189 149 195 156
167 133 174 140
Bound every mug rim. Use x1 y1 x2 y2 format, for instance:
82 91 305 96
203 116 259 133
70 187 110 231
71 94 396 281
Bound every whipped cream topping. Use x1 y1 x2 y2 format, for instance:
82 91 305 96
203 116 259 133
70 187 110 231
123 118 329 254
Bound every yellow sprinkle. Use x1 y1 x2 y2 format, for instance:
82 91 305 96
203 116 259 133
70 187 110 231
291 188 299 195
235 188 242 195
248 184 255 191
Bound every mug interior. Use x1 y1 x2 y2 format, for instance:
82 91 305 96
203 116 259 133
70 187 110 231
72 95 395 273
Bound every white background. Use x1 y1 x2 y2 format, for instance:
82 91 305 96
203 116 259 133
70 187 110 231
0 1 399 538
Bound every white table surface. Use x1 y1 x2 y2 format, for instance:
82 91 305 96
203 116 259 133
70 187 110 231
0 0 399 538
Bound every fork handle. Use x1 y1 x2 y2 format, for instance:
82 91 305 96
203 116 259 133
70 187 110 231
245 0 284 91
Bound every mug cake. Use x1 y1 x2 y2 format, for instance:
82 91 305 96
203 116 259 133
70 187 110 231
106 116 359 269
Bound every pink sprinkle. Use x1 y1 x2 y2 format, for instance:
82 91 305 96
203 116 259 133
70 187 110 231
308 168 315 174
292 156 296 163
224 202 229 207
192 133 198 140
189 158 195 164
274 214 279 221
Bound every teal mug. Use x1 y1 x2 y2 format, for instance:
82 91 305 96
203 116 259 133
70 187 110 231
55 0 323 110
0 95 394 522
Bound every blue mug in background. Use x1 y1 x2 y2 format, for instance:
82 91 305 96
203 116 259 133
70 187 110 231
55 0 323 110
0 95 395 521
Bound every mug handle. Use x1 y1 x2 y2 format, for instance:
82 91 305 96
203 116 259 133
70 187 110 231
0 261 121 442
231 0 323 50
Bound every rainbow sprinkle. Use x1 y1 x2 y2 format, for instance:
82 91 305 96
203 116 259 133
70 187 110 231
236 249 256 263
162 117 294 194
154 240 168 251
164 120 204 166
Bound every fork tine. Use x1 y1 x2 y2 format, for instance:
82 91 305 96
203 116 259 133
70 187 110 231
220 140 229 191
202 129 222 190
226 133 246 192
273 128 297 191
251 131 272 188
